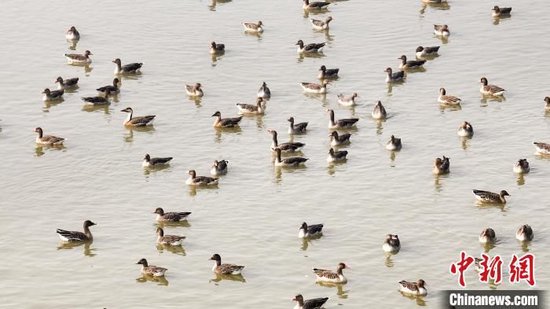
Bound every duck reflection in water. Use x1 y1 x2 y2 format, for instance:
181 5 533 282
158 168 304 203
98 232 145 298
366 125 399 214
316 282 349 299
57 241 96 257
209 273 246 284
136 275 169 286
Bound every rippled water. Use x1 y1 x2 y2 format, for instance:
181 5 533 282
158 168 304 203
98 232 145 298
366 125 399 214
1 0 549 307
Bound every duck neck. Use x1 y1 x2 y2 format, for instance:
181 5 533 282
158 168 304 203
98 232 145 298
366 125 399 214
337 266 344 275
37 129 43 138
125 111 133 123
329 110 335 125
271 133 279 147
83 224 93 241
276 150 282 163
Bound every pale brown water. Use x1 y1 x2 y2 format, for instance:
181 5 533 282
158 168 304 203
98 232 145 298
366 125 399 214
1 0 549 308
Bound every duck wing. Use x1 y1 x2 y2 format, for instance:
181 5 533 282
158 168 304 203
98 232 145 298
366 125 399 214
150 157 173 165
336 118 359 127
130 115 156 126
307 224 324 234
220 116 242 127
57 229 88 241
219 263 244 275
304 297 329 309
122 62 143 72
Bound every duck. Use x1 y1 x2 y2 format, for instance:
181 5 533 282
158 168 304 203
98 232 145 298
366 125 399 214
210 254 244 275
42 88 64 102
65 26 80 41
35 127 65 146
327 109 359 129
56 220 95 242
185 83 204 97
82 89 111 106
288 117 308 134
186 170 219 186
492 6 512 17
156 227 185 246
296 40 325 54
313 262 348 284
298 222 323 239
211 160 229 176
210 41 225 54
303 0 330 10
236 97 265 115
318 65 339 79
337 93 358 106
113 58 142 75
384 67 405 83
55 76 79 90
457 121 474 137
438 88 461 105
329 131 351 147
301 80 329 94
433 24 450 36
398 55 426 70
372 101 387 120
268 129 305 152
257 82 271 99
327 148 348 163
514 159 530 174
386 135 402 151
544 97 550 110
96 78 121 95
479 228 496 244
480 77 505 96
416 46 440 58
121 107 155 126
211 111 242 128
433 156 450 175
534 142 550 155
399 279 427 296
292 294 329 309
64 50 92 65
310 16 333 31
382 234 400 253
242 20 263 32
516 224 534 241
473 189 510 204
274 148 308 167
154 207 191 222
136 258 167 277
142 154 173 168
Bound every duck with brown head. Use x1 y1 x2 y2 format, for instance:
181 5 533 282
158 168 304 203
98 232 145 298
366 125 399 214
268 129 305 152
64 50 92 65
292 294 329 309
257 82 271 99
513 159 530 174
415 45 440 58
121 107 156 126
327 109 359 129
65 26 80 41
185 82 204 97
457 121 474 137
211 111 243 128
480 77 505 96
473 189 510 204
42 88 64 102
327 147 348 163
398 55 426 70
210 160 229 176
136 258 167 277
55 76 79 90
313 262 348 284
236 97 265 115
142 154 173 168
310 16 333 31
386 135 402 151
384 67 405 83
274 148 308 167
242 20 264 33
82 88 112 106
399 279 427 296
56 220 96 242
153 207 191 222
298 222 323 239
296 40 325 54
433 24 450 36
210 254 244 275
210 41 225 54
112 58 143 75
303 0 330 10
337 93 358 106
288 117 308 134
433 155 450 175
383 234 400 253
35 127 65 146
186 170 219 186
372 101 387 120
516 224 534 242
156 227 185 246
479 228 497 244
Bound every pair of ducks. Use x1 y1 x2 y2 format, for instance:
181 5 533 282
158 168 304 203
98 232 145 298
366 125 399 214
479 225 535 244
136 253 244 278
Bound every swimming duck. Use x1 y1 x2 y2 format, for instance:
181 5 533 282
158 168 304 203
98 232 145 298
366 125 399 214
113 58 142 75
310 16 333 31
544 97 550 110
457 121 474 137
185 83 204 97
301 80 329 94
211 160 229 176
327 109 359 129
211 111 243 128
516 224 534 241
42 88 64 102
399 279 427 296
288 117 308 134
186 170 219 186
386 135 402 151
210 41 225 54
479 228 496 244
296 40 325 54
313 262 348 284
257 82 271 99
318 65 339 79
293 294 329 309
268 129 305 152
303 0 330 10
96 78 121 95
492 6 512 17
433 156 450 175
480 77 505 96
513 159 530 174
55 76 79 90
136 258 167 277
384 67 405 83
236 97 265 115
337 93 358 106
433 24 450 36
274 148 308 167
142 154 173 168
398 55 426 70
327 148 348 163
35 127 65 146
473 189 510 204
372 101 387 120
156 227 185 246
64 50 92 65
416 46 440 58
534 142 550 155
121 107 155 126
154 207 191 222
210 254 244 275
65 26 80 41
298 222 323 239
82 89 111 106
329 131 351 147
56 220 95 242
382 234 400 253
438 88 462 105
242 20 264 32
